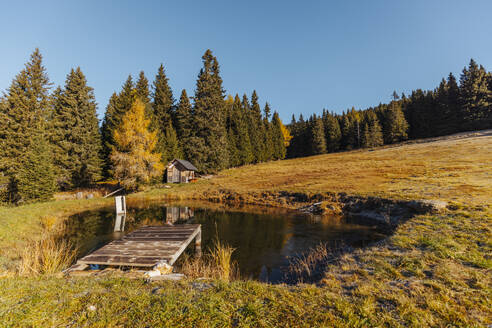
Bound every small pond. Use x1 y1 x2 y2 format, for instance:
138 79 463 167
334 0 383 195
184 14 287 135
64 201 387 283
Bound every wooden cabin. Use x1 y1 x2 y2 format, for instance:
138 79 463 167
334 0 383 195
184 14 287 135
166 159 198 183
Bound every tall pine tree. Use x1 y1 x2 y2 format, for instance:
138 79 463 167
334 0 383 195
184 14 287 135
271 112 287 160
323 111 341 152
175 89 193 158
136 71 150 103
261 103 274 161
459 59 492 130
225 95 240 167
361 110 383 148
249 91 265 163
51 67 103 189
190 50 229 172
384 101 408 143
310 115 327 155
101 75 134 177
0 49 55 202
16 134 56 202
152 64 177 165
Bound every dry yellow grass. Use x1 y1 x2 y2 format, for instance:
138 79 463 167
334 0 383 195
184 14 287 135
218 134 491 201
178 241 237 281
143 131 491 208
0 131 491 326
18 235 76 276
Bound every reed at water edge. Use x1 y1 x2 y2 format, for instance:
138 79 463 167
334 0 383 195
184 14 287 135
178 239 237 281
17 215 77 276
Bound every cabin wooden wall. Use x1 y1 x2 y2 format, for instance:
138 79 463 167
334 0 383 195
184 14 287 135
166 166 194 183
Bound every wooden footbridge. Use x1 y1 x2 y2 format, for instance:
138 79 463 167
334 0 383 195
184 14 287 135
76 224 202 268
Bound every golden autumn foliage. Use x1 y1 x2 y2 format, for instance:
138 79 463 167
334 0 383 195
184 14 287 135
110 98 163 190
279 119 293 146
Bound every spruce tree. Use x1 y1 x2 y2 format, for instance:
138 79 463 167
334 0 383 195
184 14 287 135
136 71 150 103
434 78 450 136
225 95 240 167
136 70 154 123
152 64 177 165
271 112 287 160
237 96 254 164
249 91 265 162
351 109 362 148
101 75 135 177
100 92 120 177
340 113 354 150
51 67 103 189
446 73 461 132
0 49 55 202
294 114 310 157
459 59 492 130
117 75 136 121
361 110 383 148
310 116 327 155
225 94 254 165
323 111 341 152
384 101 408 143
175 89 193 157
190 50 229 172
162 122 182 163
362 123 371 149
405 90 433 139
433 73 462 135
262 102 274 161
16 134 56 202
152 64 174 126
0 97 7 174
286 115 300 158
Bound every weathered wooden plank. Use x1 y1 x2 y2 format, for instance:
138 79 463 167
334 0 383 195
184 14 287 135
125 228 196 234
119 237 190 242
93 246 181 252
128 229 197 233
109 240 183 245
168 225 201 265
90 250 179 257
77 224 201 268
78 257 167 267
137 224 200 230
124 234 194 239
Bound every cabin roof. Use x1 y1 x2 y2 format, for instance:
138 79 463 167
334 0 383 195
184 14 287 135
169 159 198 171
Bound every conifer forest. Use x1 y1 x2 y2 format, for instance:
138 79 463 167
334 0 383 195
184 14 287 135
0 49 491 203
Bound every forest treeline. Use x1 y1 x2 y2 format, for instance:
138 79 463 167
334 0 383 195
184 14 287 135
288 59 492 158
0 49 289 203
1 49 491 204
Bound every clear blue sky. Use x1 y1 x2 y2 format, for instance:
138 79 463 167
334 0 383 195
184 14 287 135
1 1 491 122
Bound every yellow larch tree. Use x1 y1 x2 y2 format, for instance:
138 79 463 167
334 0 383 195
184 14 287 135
110 98 163 190
279 120 293 147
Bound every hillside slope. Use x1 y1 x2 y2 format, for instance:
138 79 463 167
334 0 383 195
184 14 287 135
149 129 492 207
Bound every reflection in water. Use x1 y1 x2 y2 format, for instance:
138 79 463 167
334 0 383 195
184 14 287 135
166 207 194 224
64 204 386 283
114 214 126 232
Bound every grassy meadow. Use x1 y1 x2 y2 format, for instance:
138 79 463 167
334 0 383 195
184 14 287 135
0 132 491 326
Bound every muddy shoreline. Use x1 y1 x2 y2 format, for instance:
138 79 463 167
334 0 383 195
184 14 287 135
152 189 447 230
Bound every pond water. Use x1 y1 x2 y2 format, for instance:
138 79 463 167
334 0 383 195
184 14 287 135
64 202 387 283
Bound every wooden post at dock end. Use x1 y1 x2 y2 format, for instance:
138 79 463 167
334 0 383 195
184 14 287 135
195 226 202 257
115 195 126 215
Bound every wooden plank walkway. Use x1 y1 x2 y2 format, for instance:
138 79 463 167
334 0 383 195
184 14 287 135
76 224 201 267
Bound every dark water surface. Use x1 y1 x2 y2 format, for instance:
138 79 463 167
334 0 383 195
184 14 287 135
65 202 386 282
